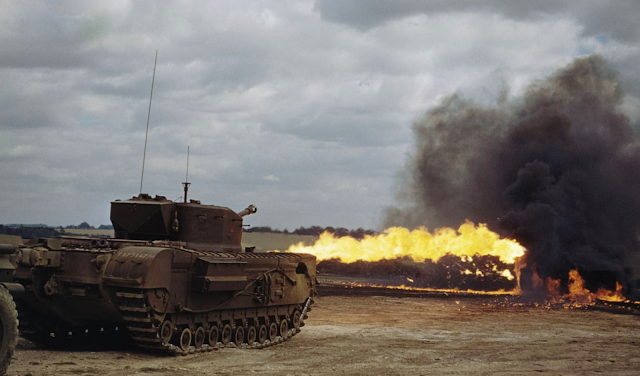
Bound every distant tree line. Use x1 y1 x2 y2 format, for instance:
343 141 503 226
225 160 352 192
3 223 48 228
64 223 113 230
245 225 377 239
0 225 62 239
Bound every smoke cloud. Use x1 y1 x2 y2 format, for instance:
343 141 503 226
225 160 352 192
386 56 640 295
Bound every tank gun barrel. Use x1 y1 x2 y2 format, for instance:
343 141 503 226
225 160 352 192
237 205 257 217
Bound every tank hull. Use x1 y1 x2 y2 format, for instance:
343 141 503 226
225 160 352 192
14 238 316 353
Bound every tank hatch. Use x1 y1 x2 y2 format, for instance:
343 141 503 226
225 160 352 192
111 194 176 241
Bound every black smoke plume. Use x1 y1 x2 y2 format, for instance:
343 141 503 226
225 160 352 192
385 56 640 296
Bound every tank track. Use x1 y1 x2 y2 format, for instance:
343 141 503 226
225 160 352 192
17 291 313 356
117 288 312 355
16 299 127 348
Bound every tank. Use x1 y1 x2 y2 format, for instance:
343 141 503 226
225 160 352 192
11 192 317 354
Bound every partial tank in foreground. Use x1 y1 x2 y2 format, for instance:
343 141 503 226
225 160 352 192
10 191 316 354
0 239 20 374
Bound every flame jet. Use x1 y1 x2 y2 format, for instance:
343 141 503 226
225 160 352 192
385 56 640 298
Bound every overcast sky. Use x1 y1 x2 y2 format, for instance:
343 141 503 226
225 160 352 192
1 0 639 230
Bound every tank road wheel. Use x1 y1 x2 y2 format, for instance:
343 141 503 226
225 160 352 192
279 319 289 339
159 320 173 344
233 326 245 345
179 328 192 352
292 311 301 330
268 322 278 342
246 326 257 345
194 327 206 349
0 286 17 376
53 326 70 342
221 324 232 345
208 326 219 345
257 324 267 344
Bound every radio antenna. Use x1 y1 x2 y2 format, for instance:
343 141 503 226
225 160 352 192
140 50 158 195
182 146 191 203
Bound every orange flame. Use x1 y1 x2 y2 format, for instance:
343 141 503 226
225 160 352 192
288 221 526 265
285 221 629 304
536 269 626 304
567 269 626 303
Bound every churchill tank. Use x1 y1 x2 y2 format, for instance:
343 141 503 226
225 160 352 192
11 190 316 354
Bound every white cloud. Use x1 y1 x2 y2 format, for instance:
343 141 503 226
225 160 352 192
0 0 638 229
263 175 280 182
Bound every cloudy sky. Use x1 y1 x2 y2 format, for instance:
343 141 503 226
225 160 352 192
0 0 639 230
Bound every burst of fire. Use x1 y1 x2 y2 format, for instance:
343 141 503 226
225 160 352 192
286 221 629 304
538 269 626 304
288 221 526 265
287 221 524 293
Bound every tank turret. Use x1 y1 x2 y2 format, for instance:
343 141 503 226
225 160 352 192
110 194 257 253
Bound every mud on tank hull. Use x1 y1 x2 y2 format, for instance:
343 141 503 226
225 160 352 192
14 238 316 354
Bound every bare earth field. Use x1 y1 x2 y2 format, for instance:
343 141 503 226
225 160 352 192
7 294 640 376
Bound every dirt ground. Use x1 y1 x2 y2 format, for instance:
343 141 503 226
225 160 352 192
7 294 640 376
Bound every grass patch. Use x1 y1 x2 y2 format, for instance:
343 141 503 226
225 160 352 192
58 229 114 237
